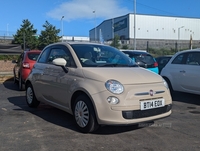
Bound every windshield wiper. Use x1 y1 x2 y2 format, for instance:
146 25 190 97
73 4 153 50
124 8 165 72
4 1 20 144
97 63 138 67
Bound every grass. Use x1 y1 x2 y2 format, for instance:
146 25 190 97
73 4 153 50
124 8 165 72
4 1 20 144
0 55 20 61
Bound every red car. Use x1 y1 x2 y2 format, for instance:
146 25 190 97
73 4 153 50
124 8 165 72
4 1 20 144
13 50 41 90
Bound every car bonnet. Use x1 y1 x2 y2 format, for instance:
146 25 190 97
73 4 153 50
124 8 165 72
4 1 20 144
82 67 163 84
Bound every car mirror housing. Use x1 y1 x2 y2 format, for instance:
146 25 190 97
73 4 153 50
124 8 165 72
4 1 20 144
52 58 67 66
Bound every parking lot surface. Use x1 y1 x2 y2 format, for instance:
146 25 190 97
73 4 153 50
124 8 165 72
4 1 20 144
0 81 200 151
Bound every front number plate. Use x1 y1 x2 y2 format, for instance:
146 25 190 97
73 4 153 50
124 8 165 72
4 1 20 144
140 99 165 110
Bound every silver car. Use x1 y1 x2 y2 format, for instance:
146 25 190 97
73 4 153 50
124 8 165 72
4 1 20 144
25 42 172 133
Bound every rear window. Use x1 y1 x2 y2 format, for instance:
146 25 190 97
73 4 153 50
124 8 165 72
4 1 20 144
134 54 155 65
124 52 155 65
27 53 40 61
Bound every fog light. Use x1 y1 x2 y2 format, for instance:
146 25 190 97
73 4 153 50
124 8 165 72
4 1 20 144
107 96 119 104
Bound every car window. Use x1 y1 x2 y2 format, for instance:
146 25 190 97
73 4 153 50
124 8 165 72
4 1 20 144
172 53 184 64
38 47 51 63
123 51 155 65
46 46 76 68
71 44 136 67
186 52 200 65
28 53 40 61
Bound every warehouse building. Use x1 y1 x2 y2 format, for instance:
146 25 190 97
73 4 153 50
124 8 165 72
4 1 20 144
89 13 200 50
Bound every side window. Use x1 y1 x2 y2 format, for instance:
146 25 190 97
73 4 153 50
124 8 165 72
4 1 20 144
47 46 76 68
38 47 51 63
186 52 200 65
47 48 66 63
172 54 184 64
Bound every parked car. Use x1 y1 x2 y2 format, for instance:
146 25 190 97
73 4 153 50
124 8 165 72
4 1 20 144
161 48 200 95
156 55 173 74
13 50 41 90
121 50 159 74
25 42 172 133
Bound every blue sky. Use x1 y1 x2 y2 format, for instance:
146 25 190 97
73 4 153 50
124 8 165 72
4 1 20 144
0 0 200 37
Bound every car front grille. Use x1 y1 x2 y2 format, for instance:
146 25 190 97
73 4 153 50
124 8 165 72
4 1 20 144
122 104 172 119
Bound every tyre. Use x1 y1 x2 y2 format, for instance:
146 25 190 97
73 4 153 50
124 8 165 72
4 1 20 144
73 95 99 133
18 74 25 91
13 71 17 84
26 83 40 108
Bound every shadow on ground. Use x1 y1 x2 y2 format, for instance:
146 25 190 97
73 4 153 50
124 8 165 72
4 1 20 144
171 91 200 105
8 94 147 134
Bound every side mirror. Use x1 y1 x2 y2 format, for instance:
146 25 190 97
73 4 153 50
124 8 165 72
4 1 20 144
52 58 68 73
12 60 18 63
52 58 67 66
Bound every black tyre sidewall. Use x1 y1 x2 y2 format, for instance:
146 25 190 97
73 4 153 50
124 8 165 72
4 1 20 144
18 75 25 91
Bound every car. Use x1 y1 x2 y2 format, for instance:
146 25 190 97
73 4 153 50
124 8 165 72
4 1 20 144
156 55 173 74
25 42 172 133
121 50 159 74
161 48 200 95
13 50 41 90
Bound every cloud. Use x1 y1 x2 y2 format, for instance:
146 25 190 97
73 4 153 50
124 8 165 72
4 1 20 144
47 0 130 22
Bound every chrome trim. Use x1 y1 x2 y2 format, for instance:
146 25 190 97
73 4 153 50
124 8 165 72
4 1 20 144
135 90 165 96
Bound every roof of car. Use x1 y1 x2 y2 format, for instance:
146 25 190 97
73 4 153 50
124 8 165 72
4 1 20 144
24 49 41 53
177 48 200 54
51 41 106 46
121 49 151 55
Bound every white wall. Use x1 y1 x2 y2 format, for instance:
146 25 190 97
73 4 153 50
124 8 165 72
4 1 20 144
130 14 200 40
91 14 200 41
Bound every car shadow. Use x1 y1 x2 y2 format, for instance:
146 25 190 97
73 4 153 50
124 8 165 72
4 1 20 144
8 95 150 134
3 78 19 91
171 91 200 105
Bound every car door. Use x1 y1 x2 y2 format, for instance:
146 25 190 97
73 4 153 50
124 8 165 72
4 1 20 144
178 52 200 94
14 52 24 80
42 45 77 109
166 53 187 91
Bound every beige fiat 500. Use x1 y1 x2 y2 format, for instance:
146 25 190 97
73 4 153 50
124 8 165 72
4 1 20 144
25 42 172 133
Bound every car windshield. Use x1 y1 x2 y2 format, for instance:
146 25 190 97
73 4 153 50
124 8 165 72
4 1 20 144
71 44 138 67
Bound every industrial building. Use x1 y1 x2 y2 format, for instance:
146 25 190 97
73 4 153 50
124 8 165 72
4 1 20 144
89 13 200 50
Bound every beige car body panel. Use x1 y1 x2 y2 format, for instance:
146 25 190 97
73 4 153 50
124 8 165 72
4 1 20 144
27 42 172 126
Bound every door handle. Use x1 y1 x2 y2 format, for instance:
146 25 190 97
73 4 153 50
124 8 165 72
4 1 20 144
180 70 185 73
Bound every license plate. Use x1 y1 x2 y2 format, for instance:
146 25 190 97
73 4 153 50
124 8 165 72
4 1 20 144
140 99 165 110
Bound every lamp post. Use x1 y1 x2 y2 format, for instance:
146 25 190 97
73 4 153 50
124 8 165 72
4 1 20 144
61 16 64 42
134 0 136 50
93 10 96 42
7 23 9 36
178 26 184 51
112 18 114 40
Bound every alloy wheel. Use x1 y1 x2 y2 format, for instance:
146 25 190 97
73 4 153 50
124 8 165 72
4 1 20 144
74 101 89 128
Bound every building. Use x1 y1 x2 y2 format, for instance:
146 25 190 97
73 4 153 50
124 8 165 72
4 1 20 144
89 13 200 50
61 36 89 42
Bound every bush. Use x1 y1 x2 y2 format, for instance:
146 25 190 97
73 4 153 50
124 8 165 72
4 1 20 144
0 55 19 61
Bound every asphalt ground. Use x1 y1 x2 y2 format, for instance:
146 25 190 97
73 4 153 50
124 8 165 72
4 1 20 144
0 81 200 151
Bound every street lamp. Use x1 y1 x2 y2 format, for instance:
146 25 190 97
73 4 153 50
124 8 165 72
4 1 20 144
7 23 9 36
93 10 96 42
134 0 136 50
61 16 64 42
178 26 184 51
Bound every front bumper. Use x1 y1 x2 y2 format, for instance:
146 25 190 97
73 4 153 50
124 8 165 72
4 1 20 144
91 83 172 125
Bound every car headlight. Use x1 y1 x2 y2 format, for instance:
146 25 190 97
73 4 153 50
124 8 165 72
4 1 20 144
105 80 124 94
163 78 169 89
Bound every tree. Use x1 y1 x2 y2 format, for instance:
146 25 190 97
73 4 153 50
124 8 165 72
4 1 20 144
13 19 38 50
110 35 120 49
38 21 61 50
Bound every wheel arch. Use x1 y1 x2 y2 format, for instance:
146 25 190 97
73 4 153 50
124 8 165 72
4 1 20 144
162 76 174 92
70 90 97 117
